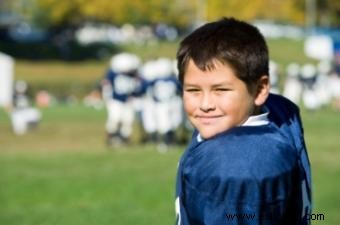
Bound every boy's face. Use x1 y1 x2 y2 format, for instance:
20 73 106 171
183 60 262 139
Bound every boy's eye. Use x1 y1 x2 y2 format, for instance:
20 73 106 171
185 88 200 92
215 88 229 92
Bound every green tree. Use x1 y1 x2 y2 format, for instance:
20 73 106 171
15 0 340 29
33 0 196 28
206 0 305 25
318 0 340 26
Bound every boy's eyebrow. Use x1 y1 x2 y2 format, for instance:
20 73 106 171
183 82 232 88
211 82 231 87
183 83 201 87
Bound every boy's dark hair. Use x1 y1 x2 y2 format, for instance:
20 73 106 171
177 17 269 91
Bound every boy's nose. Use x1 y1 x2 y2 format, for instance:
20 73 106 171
199 93 216 112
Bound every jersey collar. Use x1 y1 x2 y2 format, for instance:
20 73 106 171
241 106 269 126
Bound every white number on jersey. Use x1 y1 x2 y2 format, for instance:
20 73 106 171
114 74 136 95
153 80 177 101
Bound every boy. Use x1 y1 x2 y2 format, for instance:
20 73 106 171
175 18 311 225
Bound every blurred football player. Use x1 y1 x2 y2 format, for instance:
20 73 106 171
140 57 182 151
283 62 303 104
269 60 280 94
315 60 333 107
300 63 320 111
102 52 144 146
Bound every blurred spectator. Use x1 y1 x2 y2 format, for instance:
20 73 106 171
83 89 104 110
154 23 178 41
35 90 53 108
11 80 41 135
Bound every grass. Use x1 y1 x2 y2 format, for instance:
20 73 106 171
0 104 183 225
301 107 340 225
0 104 340 225
0 149 181 225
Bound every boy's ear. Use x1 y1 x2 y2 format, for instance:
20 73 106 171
254 75 270 106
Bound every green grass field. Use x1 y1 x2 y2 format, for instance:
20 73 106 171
0 105 182 225
1 38 339 225
1 103 339 225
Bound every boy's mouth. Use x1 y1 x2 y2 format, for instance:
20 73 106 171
195 115 223 124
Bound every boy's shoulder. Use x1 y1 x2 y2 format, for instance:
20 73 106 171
265 93 306 153
183 124 298 185
182 126 299 202
265 93 300 127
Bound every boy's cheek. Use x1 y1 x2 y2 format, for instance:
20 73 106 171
183 104 193 115
183 97 197 114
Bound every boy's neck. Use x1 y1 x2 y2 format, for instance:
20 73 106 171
252 106 263 116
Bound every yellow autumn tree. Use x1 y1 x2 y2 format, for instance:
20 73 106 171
21 0 339 28
206 0 305 25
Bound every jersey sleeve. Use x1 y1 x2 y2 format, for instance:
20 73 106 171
182 165 297 225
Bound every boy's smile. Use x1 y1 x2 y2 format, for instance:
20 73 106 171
183 60 264 139
196 115 223 124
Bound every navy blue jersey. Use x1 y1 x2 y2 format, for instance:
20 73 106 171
266 93 312 209
175 94 311 225
146 76 181 102
105 69 145 102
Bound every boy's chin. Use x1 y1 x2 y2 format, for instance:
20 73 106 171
199 130 221 140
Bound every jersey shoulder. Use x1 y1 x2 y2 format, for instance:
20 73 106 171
182 125 299 202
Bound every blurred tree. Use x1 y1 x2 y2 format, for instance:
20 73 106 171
201 0 340 26
206 0 305 25
0 0 11 11
34 0 82 27
0 0 36 22
318 0 340 26
33 0 197 28
10 0 339 29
